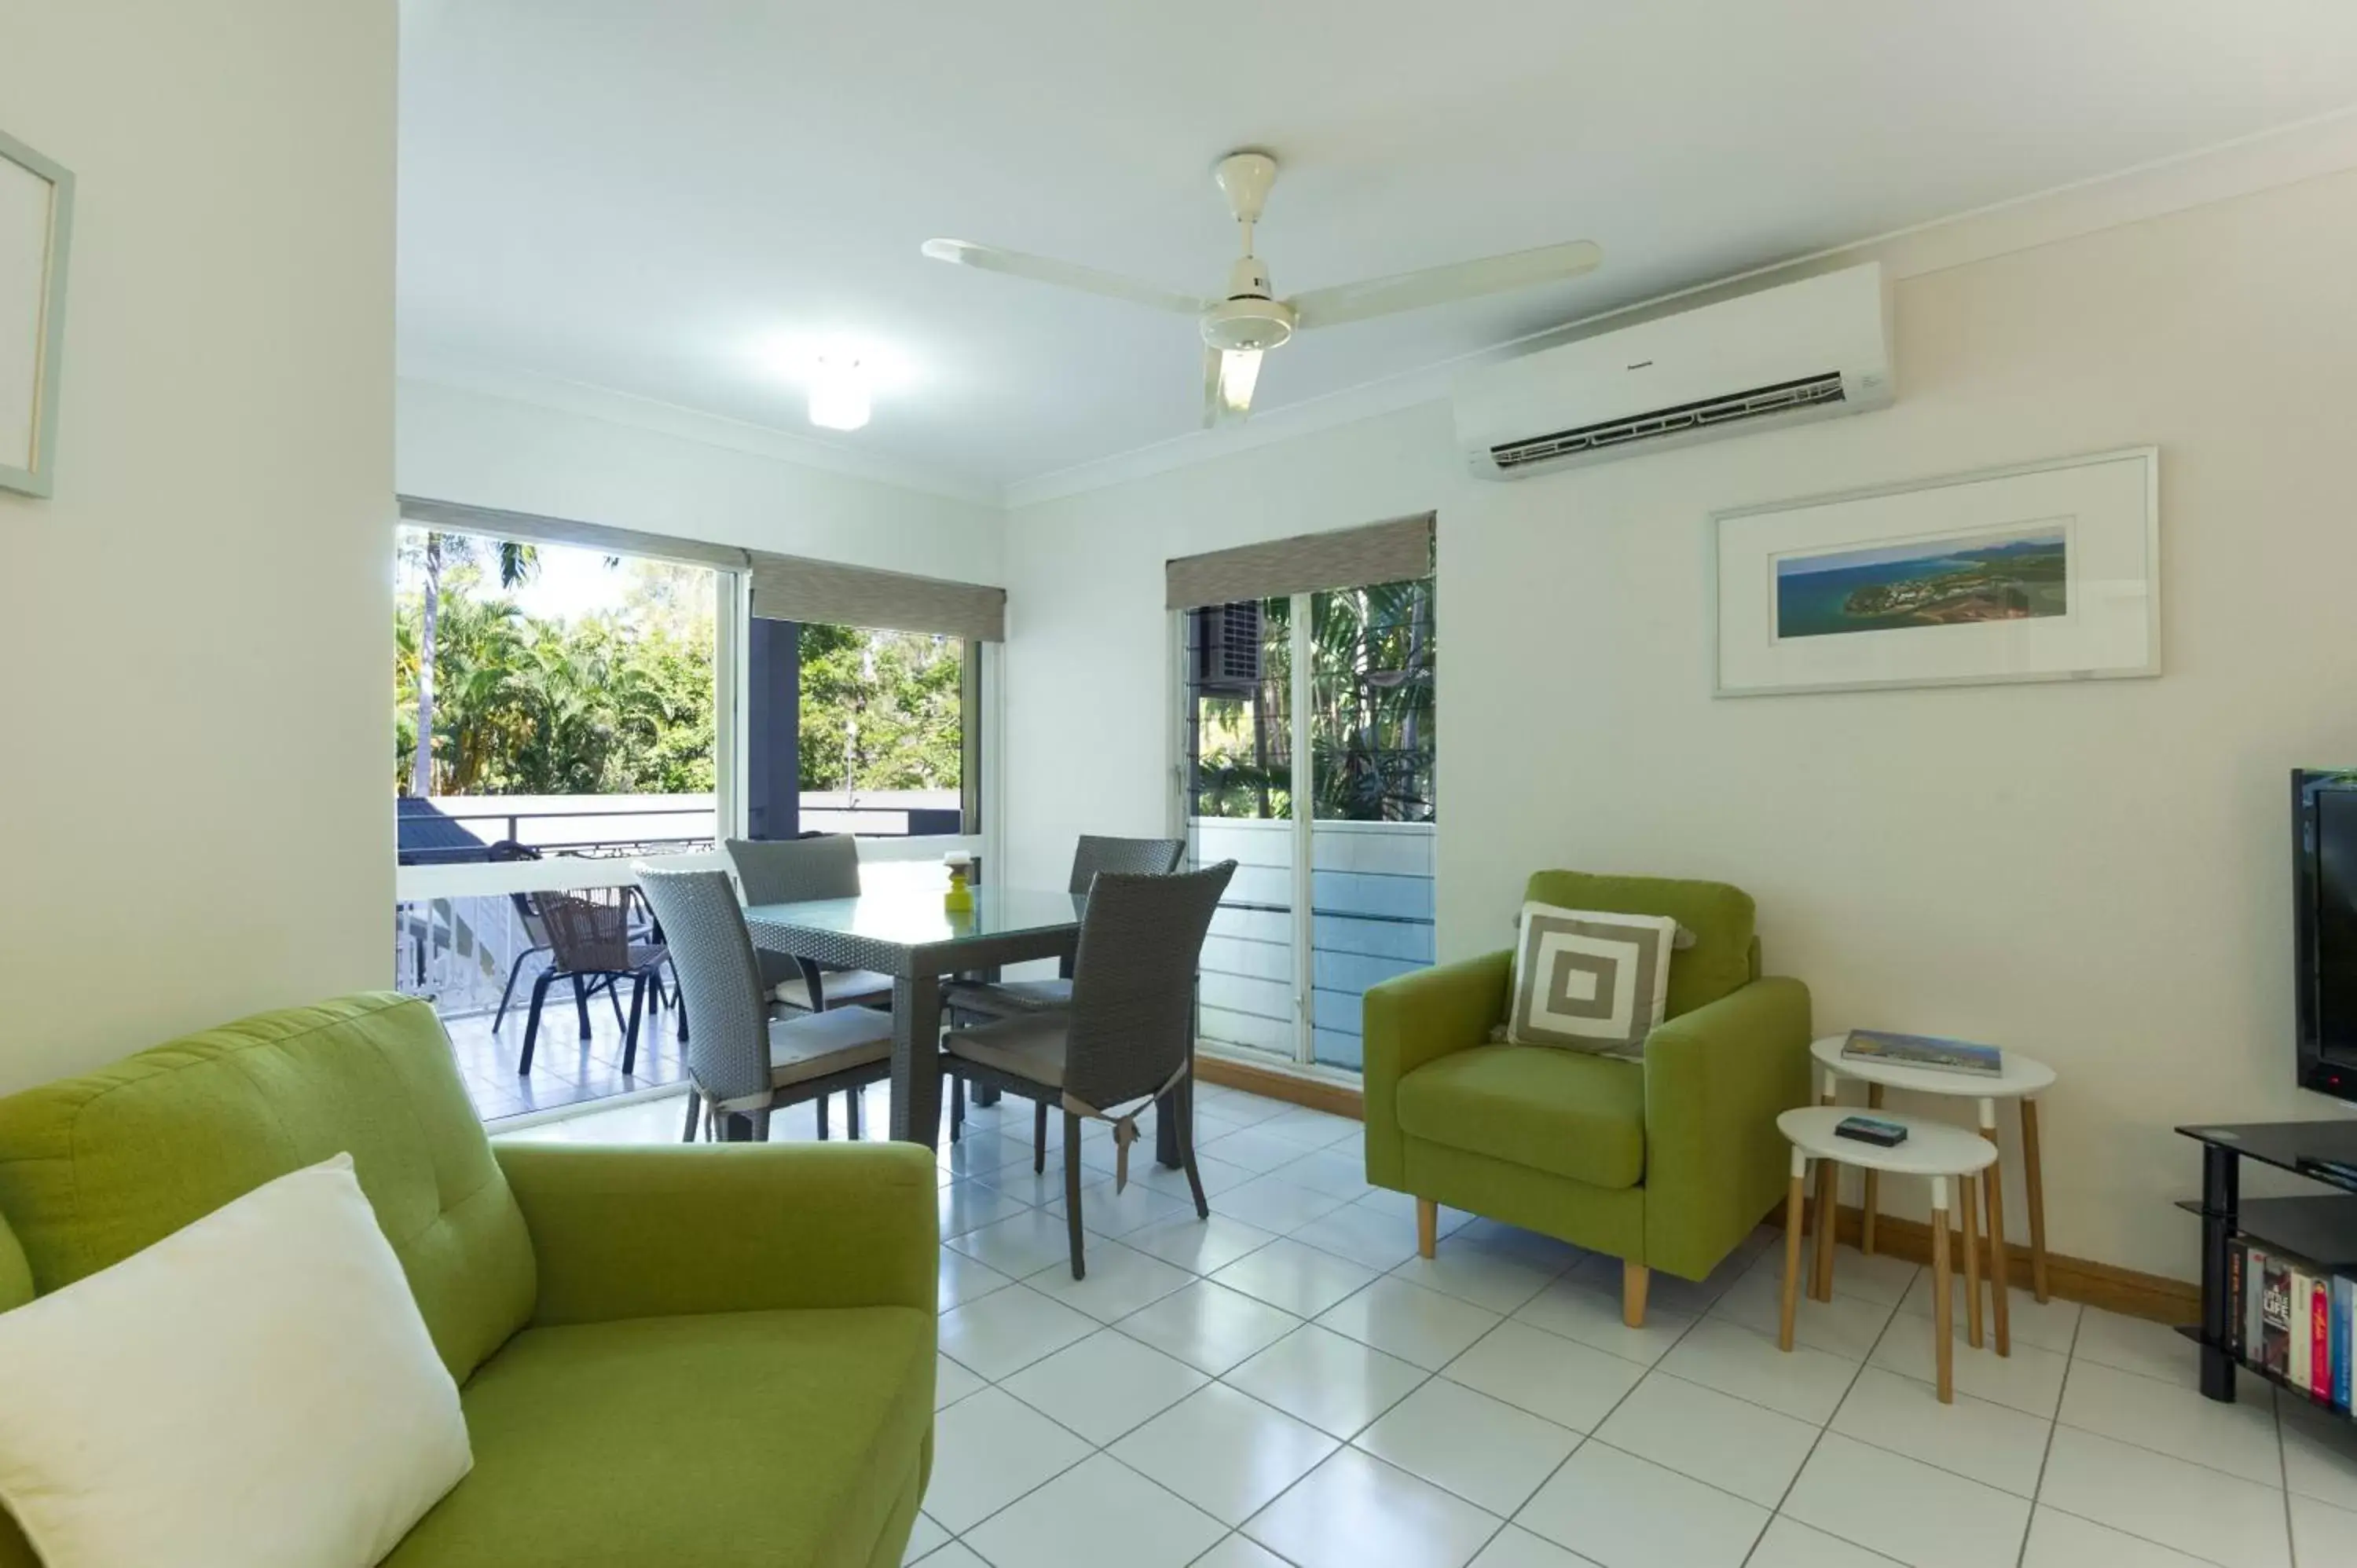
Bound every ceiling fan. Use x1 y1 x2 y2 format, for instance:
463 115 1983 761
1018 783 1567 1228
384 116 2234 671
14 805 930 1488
922 150 1603 427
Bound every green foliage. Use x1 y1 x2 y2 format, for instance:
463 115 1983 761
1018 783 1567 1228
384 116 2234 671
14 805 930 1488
391 540 965 802
1189 582 1435 823
394 555 718 797
797 624 964 792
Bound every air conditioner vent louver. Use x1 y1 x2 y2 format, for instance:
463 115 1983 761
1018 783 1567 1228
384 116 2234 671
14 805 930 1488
1190 601 1263 692
1488 372 1847 471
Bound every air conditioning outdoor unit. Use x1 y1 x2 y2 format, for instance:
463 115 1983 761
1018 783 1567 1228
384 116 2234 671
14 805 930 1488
1452 261 1893 480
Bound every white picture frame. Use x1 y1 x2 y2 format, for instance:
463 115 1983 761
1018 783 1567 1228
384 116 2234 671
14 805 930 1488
0 128 73 499
1713 447 2159 698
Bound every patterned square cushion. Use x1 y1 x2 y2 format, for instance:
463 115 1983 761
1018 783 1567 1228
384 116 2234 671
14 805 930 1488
1505 903 1681 1057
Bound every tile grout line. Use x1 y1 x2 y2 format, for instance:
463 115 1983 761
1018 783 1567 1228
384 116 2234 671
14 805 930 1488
1736 1247 1908 1568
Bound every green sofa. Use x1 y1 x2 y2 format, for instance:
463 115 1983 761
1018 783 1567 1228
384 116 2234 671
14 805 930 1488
0 993 937 1568
1364 871 1811 1326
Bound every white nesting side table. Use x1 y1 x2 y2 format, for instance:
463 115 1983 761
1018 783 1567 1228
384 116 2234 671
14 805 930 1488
1809 1035 2058 1358
1778 1106 1996 1403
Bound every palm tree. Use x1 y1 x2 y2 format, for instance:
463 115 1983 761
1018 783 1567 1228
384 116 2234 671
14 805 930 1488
402 532 537 797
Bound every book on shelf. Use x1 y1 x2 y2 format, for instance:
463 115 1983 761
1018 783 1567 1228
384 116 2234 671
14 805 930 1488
2244 1242 2266 1363
2317 1276 2337 1404
2292 1266 2314 1393
2337 1277 2353 1409
2234 1241 2357 1408
1838 1030 2003 1077
2259 1253 2294 1378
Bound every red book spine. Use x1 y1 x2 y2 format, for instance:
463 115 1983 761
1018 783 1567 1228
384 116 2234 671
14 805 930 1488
2315 1280 2333 1400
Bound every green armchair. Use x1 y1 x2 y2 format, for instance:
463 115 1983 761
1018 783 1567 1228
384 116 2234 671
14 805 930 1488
0 993 937 1568
1364 871 1811 1327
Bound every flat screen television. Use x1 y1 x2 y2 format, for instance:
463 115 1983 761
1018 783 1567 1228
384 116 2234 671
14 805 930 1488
2294 770 2357 1100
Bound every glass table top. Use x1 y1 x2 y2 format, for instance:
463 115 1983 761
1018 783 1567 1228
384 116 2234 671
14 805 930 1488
742 887 1084 948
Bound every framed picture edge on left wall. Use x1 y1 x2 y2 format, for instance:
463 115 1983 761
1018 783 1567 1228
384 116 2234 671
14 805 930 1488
0 126 74 500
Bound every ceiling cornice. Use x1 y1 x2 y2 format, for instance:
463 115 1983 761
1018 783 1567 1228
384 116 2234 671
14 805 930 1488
395 350 1006 508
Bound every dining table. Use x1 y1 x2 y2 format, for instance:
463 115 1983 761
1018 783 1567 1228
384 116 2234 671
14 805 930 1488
741 885 1189 1166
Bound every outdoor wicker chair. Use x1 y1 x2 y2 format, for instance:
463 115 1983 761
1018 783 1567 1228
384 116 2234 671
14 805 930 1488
940 860 1236 1279
724 834 896 1013
636 866 895 1144
487 841 552 1031
517 890 672 1077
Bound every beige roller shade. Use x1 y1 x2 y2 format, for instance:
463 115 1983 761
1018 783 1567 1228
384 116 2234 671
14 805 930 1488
748 551 1006 641
397 496 751 573
1165 512 1434 610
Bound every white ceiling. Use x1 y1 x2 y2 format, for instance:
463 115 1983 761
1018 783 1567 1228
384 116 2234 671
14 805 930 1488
397 0 2357 497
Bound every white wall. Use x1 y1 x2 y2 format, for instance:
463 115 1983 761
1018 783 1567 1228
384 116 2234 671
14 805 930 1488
1003 167 2357 1280
397 379 1003 583
0 0 398 1090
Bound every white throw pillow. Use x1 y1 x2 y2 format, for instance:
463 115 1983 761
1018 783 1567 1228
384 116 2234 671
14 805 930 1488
1505 902 1681 1058
0 1153 471 1568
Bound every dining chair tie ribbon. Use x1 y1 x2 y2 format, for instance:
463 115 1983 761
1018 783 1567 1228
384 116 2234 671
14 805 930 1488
1065 1058 1189 1192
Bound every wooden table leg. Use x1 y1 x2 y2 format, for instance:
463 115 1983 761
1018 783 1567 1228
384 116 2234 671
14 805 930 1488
2021 1097 2051 1303
1812 1073 1838 1301
1960 1156 1984 1350
1861 1083 1884 1255
1981 1101 2011 1356
1780 1150 1807 1351
1930 1175 1955 1404
888 973 944 1148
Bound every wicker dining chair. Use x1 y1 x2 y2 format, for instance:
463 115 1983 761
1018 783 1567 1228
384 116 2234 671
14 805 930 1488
517 891 673 1077
635 866 896 1145
940 860 1237 1280
724 834 896 1014
945 835 1187 1022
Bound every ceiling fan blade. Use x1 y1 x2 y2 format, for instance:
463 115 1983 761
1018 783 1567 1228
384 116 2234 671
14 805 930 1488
1287 240 1603 331
922 238 1209 316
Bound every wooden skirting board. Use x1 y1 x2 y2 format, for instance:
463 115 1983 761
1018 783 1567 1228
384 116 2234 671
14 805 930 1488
1789 1198 2198 1326
1195 1053 1365 1120
1189 1053 2196 1327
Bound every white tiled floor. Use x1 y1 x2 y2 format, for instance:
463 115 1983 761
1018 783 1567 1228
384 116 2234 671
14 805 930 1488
505 1083 2357 1568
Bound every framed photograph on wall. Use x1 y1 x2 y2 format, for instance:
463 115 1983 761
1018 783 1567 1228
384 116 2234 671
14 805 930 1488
1713 447 2158 698
0 127 74 499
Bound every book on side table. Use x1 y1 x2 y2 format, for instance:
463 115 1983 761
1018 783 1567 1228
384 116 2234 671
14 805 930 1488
1841 1029 2004 1077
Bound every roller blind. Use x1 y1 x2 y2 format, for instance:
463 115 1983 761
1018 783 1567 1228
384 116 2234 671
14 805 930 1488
747 551 1006 642
398 496 1007 641
1165 512 1434 610
397 496 750 573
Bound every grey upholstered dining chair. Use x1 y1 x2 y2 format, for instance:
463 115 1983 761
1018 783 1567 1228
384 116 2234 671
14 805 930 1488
635 866 896 1143
945 834 1187 1020
940 860 1237 1279
724 834 896 1013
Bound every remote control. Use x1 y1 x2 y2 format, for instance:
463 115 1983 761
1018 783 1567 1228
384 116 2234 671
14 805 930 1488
1835 1115 1908 1148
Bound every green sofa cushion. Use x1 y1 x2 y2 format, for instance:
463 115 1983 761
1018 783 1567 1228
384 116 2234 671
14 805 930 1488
0 1213 27 1313
385 1305 935 1568
0 992 534 1383
1523 871 1755 1020
1395 1044 1646 1189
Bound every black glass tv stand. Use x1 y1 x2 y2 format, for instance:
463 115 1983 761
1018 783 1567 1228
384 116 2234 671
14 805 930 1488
2176 1119 2357 1405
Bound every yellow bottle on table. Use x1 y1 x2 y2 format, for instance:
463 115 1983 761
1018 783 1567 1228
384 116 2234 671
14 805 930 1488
943 860 974 914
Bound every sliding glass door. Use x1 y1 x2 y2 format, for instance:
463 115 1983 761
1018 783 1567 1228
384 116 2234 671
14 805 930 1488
1181 574 1436 1074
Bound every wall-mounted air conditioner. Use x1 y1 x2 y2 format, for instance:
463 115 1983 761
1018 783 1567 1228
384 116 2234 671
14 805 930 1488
1453 262 1893 480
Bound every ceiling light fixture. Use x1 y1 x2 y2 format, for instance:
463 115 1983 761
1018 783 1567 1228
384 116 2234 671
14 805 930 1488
1216 349 1262 416
808 356 871 431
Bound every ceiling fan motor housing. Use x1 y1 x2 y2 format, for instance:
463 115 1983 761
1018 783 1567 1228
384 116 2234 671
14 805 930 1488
1203 255 1294 351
